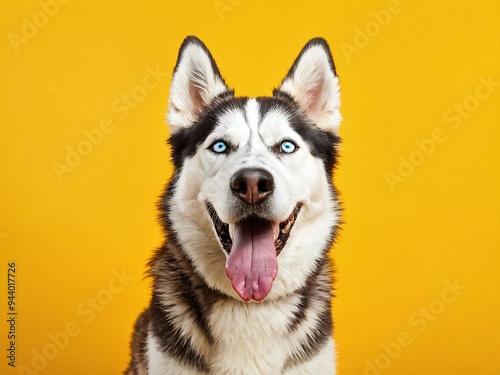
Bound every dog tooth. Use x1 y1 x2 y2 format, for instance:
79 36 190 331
273 224 280 240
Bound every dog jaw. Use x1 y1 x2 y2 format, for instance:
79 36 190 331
165 37 341 302
207 202 302 301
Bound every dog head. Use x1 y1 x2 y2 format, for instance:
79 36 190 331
165 36 341 301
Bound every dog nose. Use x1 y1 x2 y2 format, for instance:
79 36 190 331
230 168 275 205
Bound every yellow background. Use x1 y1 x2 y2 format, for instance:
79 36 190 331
1 1 499 374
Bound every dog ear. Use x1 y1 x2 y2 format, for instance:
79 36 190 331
276 38 341 135
167 36 232 133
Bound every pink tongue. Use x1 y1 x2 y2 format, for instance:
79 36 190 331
225 218 278 301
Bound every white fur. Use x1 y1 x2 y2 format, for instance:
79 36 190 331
147 294 336 375
163 99 337 373
279 44 341 135
287 337 336 375
170 100 338 300
147 333 205 375
149 38 341 374
208 297 335 374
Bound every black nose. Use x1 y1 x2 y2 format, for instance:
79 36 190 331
230 168 275 205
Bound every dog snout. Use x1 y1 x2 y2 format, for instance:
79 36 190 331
230 168 275 205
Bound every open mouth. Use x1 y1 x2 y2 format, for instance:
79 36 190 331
207 202 302 301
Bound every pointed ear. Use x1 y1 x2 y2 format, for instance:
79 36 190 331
276 38 341 135
167 36 232 133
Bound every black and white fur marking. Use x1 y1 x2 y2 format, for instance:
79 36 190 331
126 36 342 375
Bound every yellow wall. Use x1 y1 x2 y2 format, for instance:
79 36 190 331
1 1 499 374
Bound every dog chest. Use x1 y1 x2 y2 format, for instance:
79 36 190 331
208 298 297 374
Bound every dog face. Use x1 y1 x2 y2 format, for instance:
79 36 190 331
165 37 341 302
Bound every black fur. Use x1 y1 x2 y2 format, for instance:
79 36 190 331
173 36 229 87
257 94 340 174
169 95 245 169
279 37 338 85
126 36 341 374
170 94 340 174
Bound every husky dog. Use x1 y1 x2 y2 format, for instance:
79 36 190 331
126 36 342 375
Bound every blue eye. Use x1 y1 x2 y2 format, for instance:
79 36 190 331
211 140 228 153
280 140 297 154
